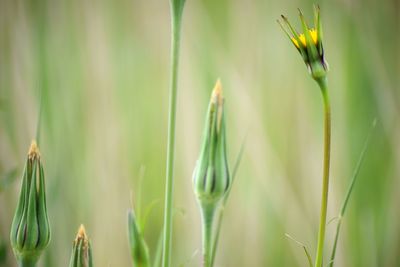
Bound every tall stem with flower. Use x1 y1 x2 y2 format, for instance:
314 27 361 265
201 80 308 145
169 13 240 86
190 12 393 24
279 6 331 267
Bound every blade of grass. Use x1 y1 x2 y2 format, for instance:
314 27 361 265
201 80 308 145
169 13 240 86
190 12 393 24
137 165 146 220
153 231 163 267
328 119 376 267
285 233 313 267
141 199 160 233
210 135 247 266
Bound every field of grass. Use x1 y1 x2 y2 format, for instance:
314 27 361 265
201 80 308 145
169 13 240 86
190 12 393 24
0 0 399 266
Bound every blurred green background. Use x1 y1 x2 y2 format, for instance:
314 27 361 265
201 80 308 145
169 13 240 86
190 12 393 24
0 0 399 266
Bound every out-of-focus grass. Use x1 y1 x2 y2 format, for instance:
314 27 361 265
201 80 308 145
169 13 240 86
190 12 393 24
0 0 399 266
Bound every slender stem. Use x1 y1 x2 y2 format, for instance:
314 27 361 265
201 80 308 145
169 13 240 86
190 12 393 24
328 120 375 267
329 218 342 267
201 204 215 267
314 78 331 267
161 2 184 267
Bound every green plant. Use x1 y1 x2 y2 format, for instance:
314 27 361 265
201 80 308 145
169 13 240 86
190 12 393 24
279 6 330 267
192 80 231 267
10 141 51 267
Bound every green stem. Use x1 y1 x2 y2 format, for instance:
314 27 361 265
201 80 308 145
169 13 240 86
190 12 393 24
161 2 185 267
201 204 216 267
314 78 331 267
18 258 37 267
329 217 342 267
328 120 375 267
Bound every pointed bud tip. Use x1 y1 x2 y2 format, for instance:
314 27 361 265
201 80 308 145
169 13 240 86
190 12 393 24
211 79 223 106
28 140 40 159
76 224 87 241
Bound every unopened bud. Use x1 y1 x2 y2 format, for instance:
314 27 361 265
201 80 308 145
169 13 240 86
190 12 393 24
10 140 50 265
193 80 230 205
69 224 93 267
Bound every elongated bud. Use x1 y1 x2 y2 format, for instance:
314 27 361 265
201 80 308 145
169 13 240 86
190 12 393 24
10 140 51 266
127 209 150 267
69 225 93 267
193 80 230 205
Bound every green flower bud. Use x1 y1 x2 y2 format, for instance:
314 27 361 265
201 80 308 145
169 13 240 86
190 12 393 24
10 141 50 266
193 80 230 206
69 225 93 267
279 6 328 82
127 209 150 267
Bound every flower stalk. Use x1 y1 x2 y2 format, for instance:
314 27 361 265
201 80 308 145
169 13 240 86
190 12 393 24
315 79 331 267
193 81 231 267
279 7 331 267
161 1 186 267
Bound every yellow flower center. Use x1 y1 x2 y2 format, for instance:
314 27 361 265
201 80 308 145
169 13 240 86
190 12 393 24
291 29 318 48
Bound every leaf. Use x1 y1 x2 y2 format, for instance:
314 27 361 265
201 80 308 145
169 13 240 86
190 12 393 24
285 233 313 267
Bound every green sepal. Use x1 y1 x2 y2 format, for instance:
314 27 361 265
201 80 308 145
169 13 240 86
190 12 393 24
36 164 50 250
23 161 39 250
10 164 28 250
298 10 319 63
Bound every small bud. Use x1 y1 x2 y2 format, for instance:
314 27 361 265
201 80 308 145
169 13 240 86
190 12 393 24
193 80 231 205
10 140 51 266
127 209 150 267
69 225 93 267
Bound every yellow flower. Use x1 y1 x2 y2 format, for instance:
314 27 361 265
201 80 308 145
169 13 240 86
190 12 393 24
292 29 318 48
278 6 328 81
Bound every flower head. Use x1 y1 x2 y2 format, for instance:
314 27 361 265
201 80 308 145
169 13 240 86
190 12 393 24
278 6 328 81
69 225 93 267
193 80 230 205
10 140 50 265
